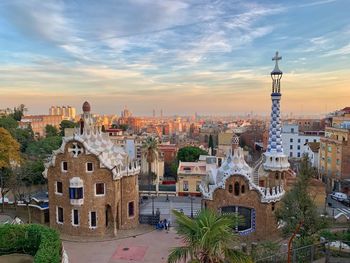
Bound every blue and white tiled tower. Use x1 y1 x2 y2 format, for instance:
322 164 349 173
263 52 290 171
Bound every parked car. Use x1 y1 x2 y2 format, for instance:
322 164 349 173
341 197 350 207
330 192 348 202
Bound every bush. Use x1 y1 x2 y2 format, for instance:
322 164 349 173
0 224 61 263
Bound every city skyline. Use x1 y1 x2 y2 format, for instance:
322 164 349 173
0 0 349 115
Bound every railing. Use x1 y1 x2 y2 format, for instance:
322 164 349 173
139 214 160 225
139 185 156 191
255 240 350 263
159 185 176 192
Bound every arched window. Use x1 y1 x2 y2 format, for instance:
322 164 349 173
228 184 233 193
271 203 275 211
234 182 240 196
275 173 279 180
241 184 245 194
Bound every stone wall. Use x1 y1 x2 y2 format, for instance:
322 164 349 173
48 140 139 237
203 175 280 241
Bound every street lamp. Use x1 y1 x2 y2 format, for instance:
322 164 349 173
189 194 194 218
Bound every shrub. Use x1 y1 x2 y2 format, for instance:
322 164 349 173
0 224 61 263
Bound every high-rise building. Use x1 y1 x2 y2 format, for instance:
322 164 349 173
49 106 76 120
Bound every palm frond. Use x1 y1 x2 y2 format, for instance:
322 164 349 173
167 246 193 263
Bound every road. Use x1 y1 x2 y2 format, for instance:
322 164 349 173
325 195 350 218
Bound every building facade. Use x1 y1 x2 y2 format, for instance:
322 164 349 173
200 52 290 241
177 156 219 197
44 102 140 237
281 124 321 159
20 115 64 137
319 126 350 194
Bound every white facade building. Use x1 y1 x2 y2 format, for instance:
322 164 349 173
281 124 320 159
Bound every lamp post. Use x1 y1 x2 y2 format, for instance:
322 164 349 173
189 194 194 218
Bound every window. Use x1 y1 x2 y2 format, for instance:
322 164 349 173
69 187 83 199
86 162 94 172
90 211 97 228
290 145 293 150
297 152 301 158
327 157 331 164
72 209 79 226
290 138 293 143
228 184 233 193
95 183 105 196
62 161 68 172
221 206 254 233
297 145 300 150
271 203 275 211
291 128 294 133
183 167 191 171
234 182 240 196
298 139 301 143
305 139 309 143
57 207 63 224
196 181 201 192
313 139 316 142
290 152 293 157
328 146 332 152
128 202 135 217
336 159 340 165
241 184 245 194
183 181 189 191
56 181 63 194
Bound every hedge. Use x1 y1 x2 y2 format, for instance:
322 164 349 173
0 224 61 263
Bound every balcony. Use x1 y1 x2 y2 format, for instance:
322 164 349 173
257 185 285 203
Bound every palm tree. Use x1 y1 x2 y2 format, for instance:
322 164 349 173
141 137 159 191
168 209 252 263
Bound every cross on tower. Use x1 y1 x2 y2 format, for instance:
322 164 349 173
272 51 282 68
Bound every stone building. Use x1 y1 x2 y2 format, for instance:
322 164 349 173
200 52 291 241
44 102 140 237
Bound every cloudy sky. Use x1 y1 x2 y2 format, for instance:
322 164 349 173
0 0 349 116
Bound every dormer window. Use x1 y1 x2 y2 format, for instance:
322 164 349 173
86 162 94 172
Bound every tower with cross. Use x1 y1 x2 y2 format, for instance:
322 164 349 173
263 51 290 171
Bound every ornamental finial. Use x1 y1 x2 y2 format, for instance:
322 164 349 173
271 51 282 75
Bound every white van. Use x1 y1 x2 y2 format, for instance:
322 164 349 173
330 192 348 202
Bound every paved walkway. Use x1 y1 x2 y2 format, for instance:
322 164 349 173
63 228 183 263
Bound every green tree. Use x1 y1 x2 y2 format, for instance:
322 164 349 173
45 124 59 137
10 104 27 121
59 120 76 136
177 146 208 162
0 116 34 152
208 134 214 153
26 136 62 160
0 116 18 131
0 128 21 212
275 155 328 246
168 209 251 263
142 137 159 195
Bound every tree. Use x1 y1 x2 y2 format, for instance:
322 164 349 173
142 137 159 193
275 155 328 246
10 104 27 121
0 128 21 212
59 120 76 136
45 124 59 137
177 146 208 162
0 116 18 131
168 209 251 263
208 134 214 154
26 136 62 160
0 116 34 152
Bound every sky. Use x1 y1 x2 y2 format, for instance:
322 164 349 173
0 0 349 116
